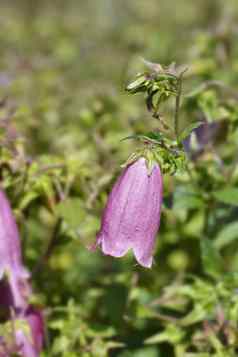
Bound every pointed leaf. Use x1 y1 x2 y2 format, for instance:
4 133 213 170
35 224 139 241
201 239 223 279
214 222 238 249
213 188 238 206
178 121 203 142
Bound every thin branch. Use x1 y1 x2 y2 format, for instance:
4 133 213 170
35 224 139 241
33 218 62 276
174 69 188 139
185 80 238 100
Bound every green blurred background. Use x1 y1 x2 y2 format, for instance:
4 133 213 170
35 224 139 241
1 1 238 356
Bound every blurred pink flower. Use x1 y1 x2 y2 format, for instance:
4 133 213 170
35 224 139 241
97 158 163 268
0 189 44 356
14 307 44 357
0 190 30 309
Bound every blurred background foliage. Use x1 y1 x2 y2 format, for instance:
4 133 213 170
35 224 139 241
1 0 238 356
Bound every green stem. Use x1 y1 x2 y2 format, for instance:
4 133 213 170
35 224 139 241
33 218 62 275
174 78 182 139
174 69 187 140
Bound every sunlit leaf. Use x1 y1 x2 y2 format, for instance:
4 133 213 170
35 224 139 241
214 222 238 249
213 188 238 206
200 239 224 279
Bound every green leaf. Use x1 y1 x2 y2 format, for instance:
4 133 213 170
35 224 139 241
118 347 158 357
121 132 163 144
19 191 40 210
126 74 147 93
173 188 204 210
180 304 208 326
221 272 238 288
213 188 238 206
56 198 86 230
214 222 238 249
184 352 211 357
145 324 185 345
197 90 219 122
146 131 163 142
200 239 223 279
121 134 141 141
178 121 203 142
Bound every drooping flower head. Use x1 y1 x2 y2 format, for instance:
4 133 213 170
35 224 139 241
97 157 163 268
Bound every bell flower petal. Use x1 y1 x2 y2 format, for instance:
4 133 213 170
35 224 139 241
97 158 163 268
0 189 44 356
0 189 31 309
14 307 44 357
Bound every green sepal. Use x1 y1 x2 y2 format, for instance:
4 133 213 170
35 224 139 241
121 131 163 145
126 73 149 94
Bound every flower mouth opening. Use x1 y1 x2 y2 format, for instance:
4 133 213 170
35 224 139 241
97 232 153 268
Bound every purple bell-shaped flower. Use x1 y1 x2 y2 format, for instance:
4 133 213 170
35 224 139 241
97 158 163 268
